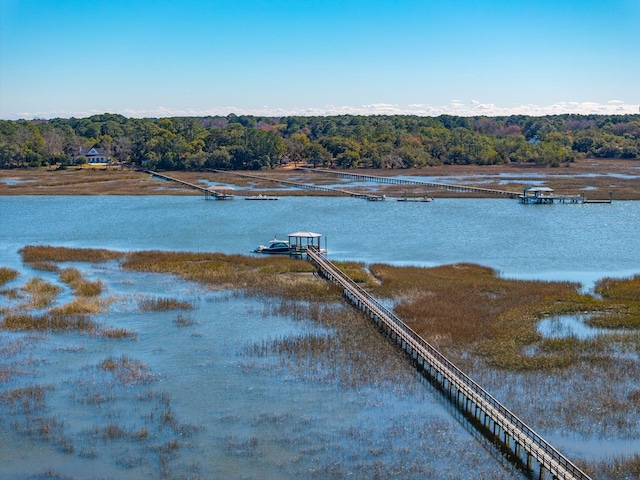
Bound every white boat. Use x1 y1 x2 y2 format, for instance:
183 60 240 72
253 238 290 254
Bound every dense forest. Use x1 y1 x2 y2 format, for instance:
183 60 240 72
1 113 639 170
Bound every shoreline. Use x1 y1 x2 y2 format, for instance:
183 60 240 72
1 158 639 199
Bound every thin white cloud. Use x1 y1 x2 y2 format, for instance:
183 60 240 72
7 100 640 120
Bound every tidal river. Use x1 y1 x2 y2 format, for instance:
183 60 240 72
0 195 638 479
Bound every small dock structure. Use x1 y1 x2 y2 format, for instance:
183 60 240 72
397 192 432 202
206 187 235 200
306 248 592 480
253 232 327 257
520 187 582 205
288 231 327 257
520 187 612 205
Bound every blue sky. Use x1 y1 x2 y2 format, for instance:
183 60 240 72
1 0 638 119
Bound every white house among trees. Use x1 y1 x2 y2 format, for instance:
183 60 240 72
75 146 108 165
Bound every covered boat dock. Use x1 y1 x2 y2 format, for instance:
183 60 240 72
519 187 583 204
287 231 327 257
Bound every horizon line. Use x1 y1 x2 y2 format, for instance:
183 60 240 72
3 100 639 121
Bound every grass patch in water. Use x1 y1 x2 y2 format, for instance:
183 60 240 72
20 245 125 264
60 268 104 297
2 312 96 332
138 296 194 311
122 250 335 300
0 267 19 285
22 277 62 309
100 355 158 385
101 328 137 339
48 297 104 316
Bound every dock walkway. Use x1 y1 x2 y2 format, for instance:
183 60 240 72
148 171 233 199
297 167 521 198
305 247 591 480
209 169 385 200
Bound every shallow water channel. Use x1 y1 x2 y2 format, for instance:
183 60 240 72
1 195 640 478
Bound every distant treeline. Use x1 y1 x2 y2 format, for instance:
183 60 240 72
1 113 639 170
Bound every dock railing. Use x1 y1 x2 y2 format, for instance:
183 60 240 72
306 247 592 480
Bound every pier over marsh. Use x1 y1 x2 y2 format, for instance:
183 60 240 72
1 157 639 199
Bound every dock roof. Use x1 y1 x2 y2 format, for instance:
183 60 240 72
288 231 322 238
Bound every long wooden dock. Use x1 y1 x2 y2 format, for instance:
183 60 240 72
305 247 591 480
209 169 385 200
148 171 234 199
297 167 521 198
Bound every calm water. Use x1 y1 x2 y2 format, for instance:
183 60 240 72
1 195 638 286
1 195 639 479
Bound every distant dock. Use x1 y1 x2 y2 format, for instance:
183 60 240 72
297 167 521 198
519 187 612 204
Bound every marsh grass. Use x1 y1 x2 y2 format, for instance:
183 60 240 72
100 356 158 385
22 277 62 309
26 262 60 272
59 268 104 297
8 244 640 476
174 314 194 327
1 385 47 411
2 312 96 332
101 328 137 339
587 454 640 480
19 246 336 300
247 299 419 391
357 262 629 370
138 296 194 311
20 245 125 264
589 275 640 328
0 267 19 285
52 297 105 315
0 287 22 300
122 250 336 300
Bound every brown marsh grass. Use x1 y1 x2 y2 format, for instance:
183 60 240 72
358 262 606 370
9 244 640 476
101 328 137 339
60 268 104 297
247 299 419 391
2 312 96 332
20 245 125 264
0 267 19 285
138 296 194 311
1 385 47 409
3 159 640 198
590 275 640 328
100 355 158 385
21 277 62 309
48 297 104 316
122 250 336 300
0 167 169 196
